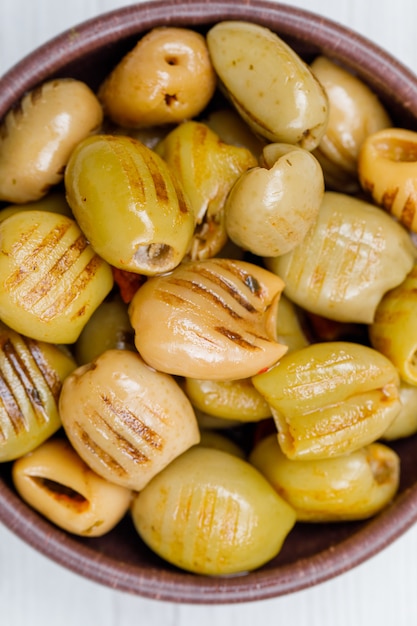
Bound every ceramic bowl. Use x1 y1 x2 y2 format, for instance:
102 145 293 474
1 0 417 605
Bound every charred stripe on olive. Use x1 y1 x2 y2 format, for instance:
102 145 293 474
37 255 106 321
0 375 27 435
100 392 164 449
74 422 130 477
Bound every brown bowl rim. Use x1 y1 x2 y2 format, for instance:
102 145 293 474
1 0 417 605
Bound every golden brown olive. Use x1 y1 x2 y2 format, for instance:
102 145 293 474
0 78 103 203
266 192 416 324
0 210 114 344
131 446 296 575
206 21 328 149
75 294 135 365
129 258 288 380
12 438 132 536
369 263 417 385
252 341 401 460
358 127 417 232
311 56 391 192
59 349 200 491
250 434 400 522
98 27 216 128
156 120 257 260
225 143 324 257
65 134 195 276
0 322 77 462
184 377 272 422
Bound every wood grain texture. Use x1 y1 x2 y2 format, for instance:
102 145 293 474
1 0 417 624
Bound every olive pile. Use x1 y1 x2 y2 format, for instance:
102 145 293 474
0 21 416 577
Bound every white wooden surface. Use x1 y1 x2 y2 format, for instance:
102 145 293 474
2 0 417 624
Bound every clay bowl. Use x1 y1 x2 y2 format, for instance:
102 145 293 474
2 0 417 605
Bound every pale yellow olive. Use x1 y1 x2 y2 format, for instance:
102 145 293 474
0 210 113 344
65 134 195 275
129 258 288 380
369 263 417 385
382 381 417 440
225 143 324 257
0 78 103 203
204 108 266 159
311 56 391 192
266 192 416 324
0 321 77 462
75 294 135 365
131 446 296 575
250 434 400 522
358 127 417 232
12 438 132 536
206 21 328 149
252 341 401 460
156 120 257 260
184 377 272 422
98 27 216 128
59 349 200 491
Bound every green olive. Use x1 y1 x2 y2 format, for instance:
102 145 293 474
311 56 391 192
184 377 271 422
206 21 328 150
0 78 103 203
266 192 416 324
252 341 401 460
98 27 216 128
64 134 195 275
250 434 400 522
225 143 324 257
0 210 113 344
0 322 77 462
131 446 296 575
75 294 135 365
156 120 257 260
12 438 132 536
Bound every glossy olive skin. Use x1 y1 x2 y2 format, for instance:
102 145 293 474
156 120 257 260
75 295 135 365
266 192 416 324
252 341 401 460
369 263 417 385
250 434 400 522
0 322 77 462
184 377 271 422
0 210 114 344
65 134 195 276
311 56 391 192
129 258 287 380
131 446 296 575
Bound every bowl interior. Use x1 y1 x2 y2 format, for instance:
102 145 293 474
1 0 417 605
